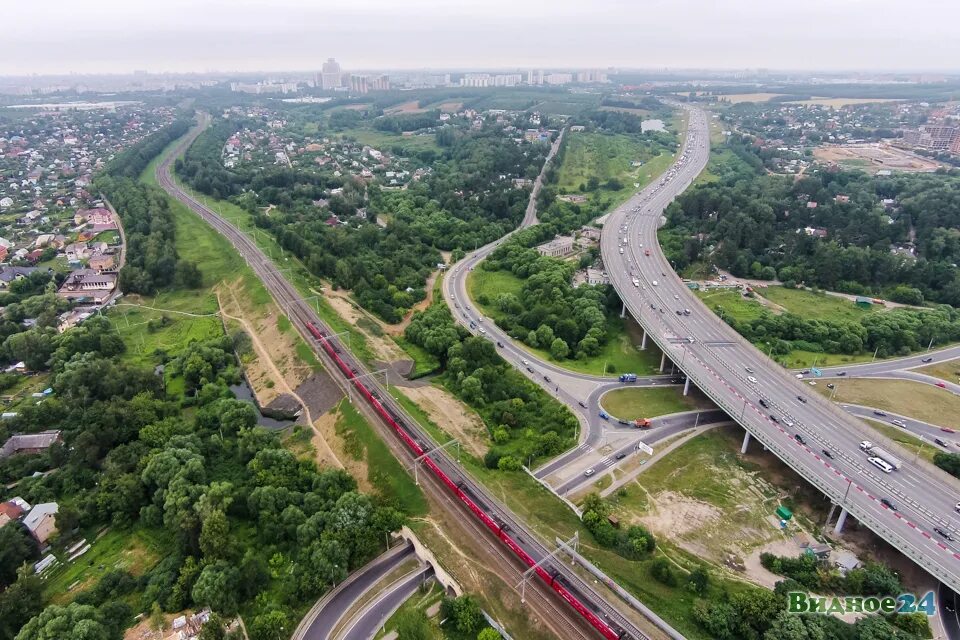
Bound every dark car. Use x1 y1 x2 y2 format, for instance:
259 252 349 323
543 375 552 383
800 369 810 374
797 395 807 403
880 498 897 511
770 414 779 423
526 366 534 373
821 449 834 459
578 401 587 408
794 433 805 445
837 372 847 377
615 452 626 460
827 383 836 389
675 310 682 315
935 527 955 541
496 341 504 348
936 438 949 447
759 398 769 408
922 357 934 363
946 598 957 614
873 410 887 417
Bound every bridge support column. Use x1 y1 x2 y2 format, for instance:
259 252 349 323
740 431 751 454
659 352 667 373
620 301 626 318
640 329 647 351
683 377 691 396
833 508 849 535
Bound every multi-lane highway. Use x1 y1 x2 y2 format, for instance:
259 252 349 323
602 103 960 592
159 118 656 640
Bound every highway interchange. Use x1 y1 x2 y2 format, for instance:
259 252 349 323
446 103 960 596
602 103 960 593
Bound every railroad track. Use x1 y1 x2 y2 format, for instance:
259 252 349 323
155 118 653 640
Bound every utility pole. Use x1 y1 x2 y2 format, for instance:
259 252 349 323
410 439 460 485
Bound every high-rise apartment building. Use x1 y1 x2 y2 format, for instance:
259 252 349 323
903 124 958 151
321 58 343 90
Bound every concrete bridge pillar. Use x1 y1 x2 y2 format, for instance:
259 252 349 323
683 377 691 396
640 330 647 351
620 301 626 318
659 352 667 373
740 431 751 454
833 508 849 535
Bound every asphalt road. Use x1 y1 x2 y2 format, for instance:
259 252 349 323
160 118 650 640
602 103 960 592
336 566 434 640
940 584 960 640
296 544 414 640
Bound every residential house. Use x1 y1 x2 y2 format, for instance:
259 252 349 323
0 500 25 528
57 269 117 302
585 268 609 286
23 502 58 545
0 430 63 459
0 266 37 289
802 227 828 239
64 242 89 262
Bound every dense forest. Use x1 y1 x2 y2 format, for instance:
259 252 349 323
0 329 402 640
663 137 960 306
177 111 547 322
102 119 192 180
404 302 578 466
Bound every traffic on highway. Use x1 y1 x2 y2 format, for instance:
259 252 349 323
603 104 960 593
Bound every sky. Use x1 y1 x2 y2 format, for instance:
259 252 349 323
4 0 960 76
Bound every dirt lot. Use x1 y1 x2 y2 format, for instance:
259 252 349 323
398 384 489 457
323 289 411 363
385 100 426 114
813 144 942 173
217 280 313 407
314 407 370 491
437 101 463 112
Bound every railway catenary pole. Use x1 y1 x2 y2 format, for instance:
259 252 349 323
157 118 659 640
517 533 579 604
410 439 460 485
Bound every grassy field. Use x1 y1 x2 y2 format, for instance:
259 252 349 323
820 379 960 429
42 527 169 604
599 386 711 420
695 289 766 323
916 360 960 384
337 127 440 153
334 399 428 516
468 267 662 376
557 132 674 209
760 287 873 322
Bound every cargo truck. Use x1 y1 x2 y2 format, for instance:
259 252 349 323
634 418 652 428
859 441 903 470
619 373 638 383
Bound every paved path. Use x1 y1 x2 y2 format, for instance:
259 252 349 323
334 566 433 640
293 543 414 640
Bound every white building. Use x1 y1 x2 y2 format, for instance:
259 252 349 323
536 236 575 258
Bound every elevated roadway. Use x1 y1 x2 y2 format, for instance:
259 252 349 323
602 103 960 593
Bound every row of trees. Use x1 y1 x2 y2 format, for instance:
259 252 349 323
723 301 960 359
95 175 200 295
760 552 902 597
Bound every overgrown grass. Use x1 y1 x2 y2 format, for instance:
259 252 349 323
334 400 428 516
821 378 960 429
42 527 169 605
760 286 874 322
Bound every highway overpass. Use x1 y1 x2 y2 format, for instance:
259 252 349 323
602 103 960 593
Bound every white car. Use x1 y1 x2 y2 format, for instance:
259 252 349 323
747 376 758 384
868 457 894 474
584 468 595 477
652 280 659 287
673 294 680 300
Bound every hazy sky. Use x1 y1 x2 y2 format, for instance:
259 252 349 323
4 0 960 75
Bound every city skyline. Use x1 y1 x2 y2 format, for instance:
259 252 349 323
4 0 960 76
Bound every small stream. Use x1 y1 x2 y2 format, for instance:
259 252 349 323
229 381 298 430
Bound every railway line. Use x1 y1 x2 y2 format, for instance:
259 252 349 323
156 119 655 640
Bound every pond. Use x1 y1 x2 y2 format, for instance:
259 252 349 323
229 381 298 430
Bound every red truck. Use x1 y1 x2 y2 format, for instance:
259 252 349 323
634 418 652 429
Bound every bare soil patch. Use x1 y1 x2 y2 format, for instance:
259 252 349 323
640 490 723 538
813 144 942 173
323 290 409 363
398 384 489 457
314 407 372 492
385 100 426 114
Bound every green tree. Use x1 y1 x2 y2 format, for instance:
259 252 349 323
191 560 241 615
441 595 484 634
395 609 431 640
0 526 37 589
14 603 117 640
249 610 287 640
549 337 569 359
477 629 501 640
